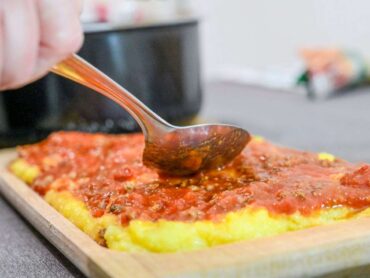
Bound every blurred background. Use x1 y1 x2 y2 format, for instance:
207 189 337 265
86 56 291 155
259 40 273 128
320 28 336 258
81 0 370 79
194 0 370 79
1 0 370 162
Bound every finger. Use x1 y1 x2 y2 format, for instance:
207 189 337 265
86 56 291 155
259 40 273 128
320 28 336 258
0 0 39 90
31 0 84 82
38 0 83 59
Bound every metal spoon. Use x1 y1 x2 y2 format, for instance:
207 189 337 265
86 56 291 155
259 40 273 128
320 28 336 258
51 54 251 175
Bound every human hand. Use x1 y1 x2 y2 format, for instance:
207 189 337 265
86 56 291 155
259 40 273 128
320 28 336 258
0 0 83 91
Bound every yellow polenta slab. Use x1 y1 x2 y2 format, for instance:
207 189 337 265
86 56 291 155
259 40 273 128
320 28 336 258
9 152 370 253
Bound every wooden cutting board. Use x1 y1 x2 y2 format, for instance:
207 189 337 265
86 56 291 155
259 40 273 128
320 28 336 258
1 149 370 278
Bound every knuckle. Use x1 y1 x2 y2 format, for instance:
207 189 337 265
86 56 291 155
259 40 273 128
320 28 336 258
50 28 84 56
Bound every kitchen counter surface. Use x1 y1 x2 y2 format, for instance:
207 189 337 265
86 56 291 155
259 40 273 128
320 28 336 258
1 82 370 277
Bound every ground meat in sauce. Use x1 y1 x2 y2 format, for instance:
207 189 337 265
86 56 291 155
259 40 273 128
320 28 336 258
17 131 370 225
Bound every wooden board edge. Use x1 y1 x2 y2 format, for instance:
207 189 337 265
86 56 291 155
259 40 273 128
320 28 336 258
0 149 158 278
123 218 370 277
2 148 370 277
0 170 108 277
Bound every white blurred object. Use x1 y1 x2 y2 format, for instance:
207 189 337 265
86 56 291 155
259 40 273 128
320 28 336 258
80 0 100 22
310 73 336 99
108 0 139 24
211 62 306 93
80 0 194 25
176 0 194 16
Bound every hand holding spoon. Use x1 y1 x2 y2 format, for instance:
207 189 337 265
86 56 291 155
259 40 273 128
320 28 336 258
52 55 250 175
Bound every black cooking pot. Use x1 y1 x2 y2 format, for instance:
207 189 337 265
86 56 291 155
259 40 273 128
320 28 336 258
0 19 201 147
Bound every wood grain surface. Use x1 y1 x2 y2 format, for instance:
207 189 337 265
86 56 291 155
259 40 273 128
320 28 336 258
1 148 370 277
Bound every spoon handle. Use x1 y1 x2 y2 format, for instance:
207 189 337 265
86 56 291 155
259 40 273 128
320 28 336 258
51 54 171 135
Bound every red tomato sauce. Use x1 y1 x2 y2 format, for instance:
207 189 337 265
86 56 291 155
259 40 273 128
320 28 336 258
17 131 370 224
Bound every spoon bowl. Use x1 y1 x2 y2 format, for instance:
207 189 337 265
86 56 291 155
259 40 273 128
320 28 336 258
143 124 250 175
52 55 251 175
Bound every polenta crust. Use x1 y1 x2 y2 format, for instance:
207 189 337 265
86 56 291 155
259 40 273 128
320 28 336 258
10 133 370 253
9 156 370 253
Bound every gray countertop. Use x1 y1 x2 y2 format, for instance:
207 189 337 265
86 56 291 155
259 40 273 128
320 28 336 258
1 82 370 277
203 82 370 163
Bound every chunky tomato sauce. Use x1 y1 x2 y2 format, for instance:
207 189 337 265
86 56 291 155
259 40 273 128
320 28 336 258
17 132 370 224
